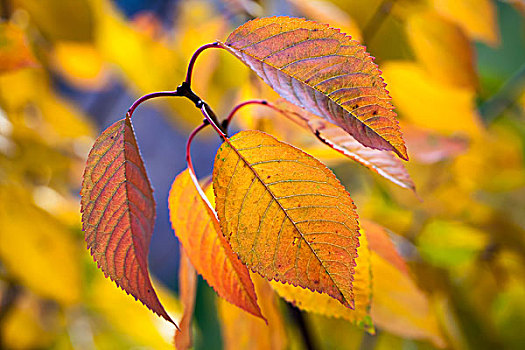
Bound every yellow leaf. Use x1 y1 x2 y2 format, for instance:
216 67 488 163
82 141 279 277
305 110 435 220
431 0 500 46
287 0 363 41
51 41 108 89
0 186 81 305
407 10 478 89
370 250 445 347
452 123 525 192
382 61 483 138
218 274 287 350
1 292 55 349
13 0 95 41
270 226 373 332
213 130 360 308
89 271 181 349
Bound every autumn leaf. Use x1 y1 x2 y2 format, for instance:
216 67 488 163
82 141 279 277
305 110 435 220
362 221 446 347
0 186 81 305
382 61 483 137
407 10 478 89
287 0 363 41
431 0 500 46
174 250 197 350
0 22 38 74
362 219 408 275
80 115 174 325
213 130 360 308
220 16 408 160
168 169 263 319
270 223 373 332
272 100 415 191
218 274 287 350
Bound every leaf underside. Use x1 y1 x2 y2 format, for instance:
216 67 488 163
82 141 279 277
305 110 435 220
168 169 264 319
221 16 408 160
213 130 360 309
81 115 174 325
273 100 415 191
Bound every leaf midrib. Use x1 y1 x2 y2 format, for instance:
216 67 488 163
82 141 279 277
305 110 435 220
221 40 396 156
224 133 350 306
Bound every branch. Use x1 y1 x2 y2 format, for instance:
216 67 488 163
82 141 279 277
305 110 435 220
362 0 394 43
185 42 223 86
286 303 317 350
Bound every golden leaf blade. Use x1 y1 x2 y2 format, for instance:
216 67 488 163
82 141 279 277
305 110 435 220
213 130 360 308
270 225 373 332
221 16 408 160
362 220 446 347
431 0 500 46
168 169 263 319
407 10 478 89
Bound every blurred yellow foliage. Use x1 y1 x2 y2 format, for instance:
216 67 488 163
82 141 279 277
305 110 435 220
1 0 524 348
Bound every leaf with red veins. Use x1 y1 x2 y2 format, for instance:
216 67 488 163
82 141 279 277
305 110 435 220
221 16 408 160
81 115 175 326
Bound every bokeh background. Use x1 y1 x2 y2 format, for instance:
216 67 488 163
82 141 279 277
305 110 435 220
0 0 524 349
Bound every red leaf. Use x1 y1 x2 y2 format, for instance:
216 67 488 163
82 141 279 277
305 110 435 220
221 16 408 160
81 115 174 325
272 100 415 191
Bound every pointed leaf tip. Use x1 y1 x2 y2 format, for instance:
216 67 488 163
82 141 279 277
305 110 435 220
272 100 415 191
81 115 175 325
221 16 408 160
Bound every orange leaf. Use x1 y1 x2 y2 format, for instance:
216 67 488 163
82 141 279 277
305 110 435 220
174 250 197 350
168 169 263 319
213 130 360 308
0 22 38 74
272 100 415 191
218 274 287 350
270 225 373 332
361 220 408 276
221 16 408 160
81 115 174 325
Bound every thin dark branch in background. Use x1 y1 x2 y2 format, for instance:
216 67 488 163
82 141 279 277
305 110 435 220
362 0 394 43
359 330 380 350
479 62 525 123
0 0 11 19
0 280 22 348
286 303 317 350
